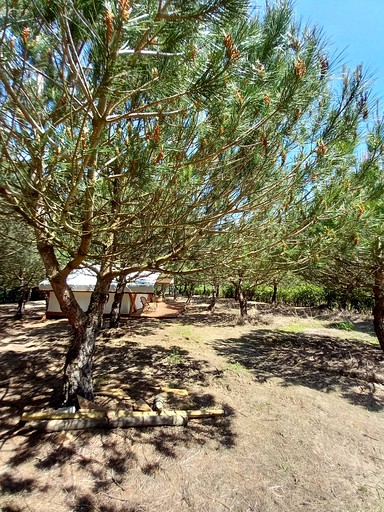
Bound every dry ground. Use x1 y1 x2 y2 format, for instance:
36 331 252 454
1 299 384 512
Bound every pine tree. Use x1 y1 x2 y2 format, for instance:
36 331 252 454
0 0 370 402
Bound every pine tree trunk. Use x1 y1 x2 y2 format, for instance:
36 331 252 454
208 284 219 312
235 280 248 318
47 272 111 405
271 279 278 304
14 284 30 320
34 227 113 403
339 285 352 310
109 276 127 328
63 319 97 404
186 285 194 304
373 267 384 351
62 277 110 404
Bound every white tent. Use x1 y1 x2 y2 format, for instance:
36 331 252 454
39 268 161 317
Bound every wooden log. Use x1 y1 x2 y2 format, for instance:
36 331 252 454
21 408 225 425
22 410 107 421
28 414 188 431
185 408 225 418
22 409 147 421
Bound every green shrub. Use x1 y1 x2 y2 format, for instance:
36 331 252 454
323 287 373 312
348 289 374 312
278 284 326 307
329 321 355 331
221 283 235 298
193 284 213 296
192 278 373 312
248 285 274 302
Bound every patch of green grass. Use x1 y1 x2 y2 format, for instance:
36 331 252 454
223 361 249 373
279 323 311 333
277 462 290 472
171 326 192 337
170 325 203 342
168 347 183 364
328 321 355 331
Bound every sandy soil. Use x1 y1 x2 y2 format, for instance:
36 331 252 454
1 300 384 512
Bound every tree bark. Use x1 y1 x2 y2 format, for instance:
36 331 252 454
63 319 97 404
14 283 30 320
373 266 384 351
271 279 278 304
339 285 352 310
234 279 248 318
62 276 111 404
185 284 194 304
208 283 219 312
109 275 127 328
47 270 111 405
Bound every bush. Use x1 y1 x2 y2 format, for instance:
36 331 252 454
222 282 325 306
193 284 213 296
348 288 373 312
248 285 274 302
190 279 373 311
0 287 21 304
221 284 235 298
329 321 354 331
323 287 373 312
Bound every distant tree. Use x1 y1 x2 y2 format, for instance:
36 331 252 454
306 116 384 349
0 0 370 403
0 217 45 317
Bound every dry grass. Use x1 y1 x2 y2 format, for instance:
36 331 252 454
1 300 384 512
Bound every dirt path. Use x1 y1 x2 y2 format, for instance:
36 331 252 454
1 301 384 511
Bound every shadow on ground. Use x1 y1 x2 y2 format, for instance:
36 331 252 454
0 317 235 501
213 328 384 411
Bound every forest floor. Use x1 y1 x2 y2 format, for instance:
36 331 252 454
1 299 384 512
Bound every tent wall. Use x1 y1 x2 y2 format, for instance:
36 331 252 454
45 290 154 317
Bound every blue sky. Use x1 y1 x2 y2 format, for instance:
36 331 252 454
292 0 384 101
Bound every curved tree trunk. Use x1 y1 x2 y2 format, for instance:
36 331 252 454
33 192 113 404
373 266 384 351
63 318 97 404
109 275 127 328
49 271 112 405
63 277 111 404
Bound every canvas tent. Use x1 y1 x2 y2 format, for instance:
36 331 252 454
39 268 166 317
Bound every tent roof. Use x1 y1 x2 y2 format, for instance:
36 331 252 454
39 268 161 293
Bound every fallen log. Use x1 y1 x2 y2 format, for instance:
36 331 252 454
21 408 225 431
22 410 108 421
185 409 225 419
27 414 188 432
